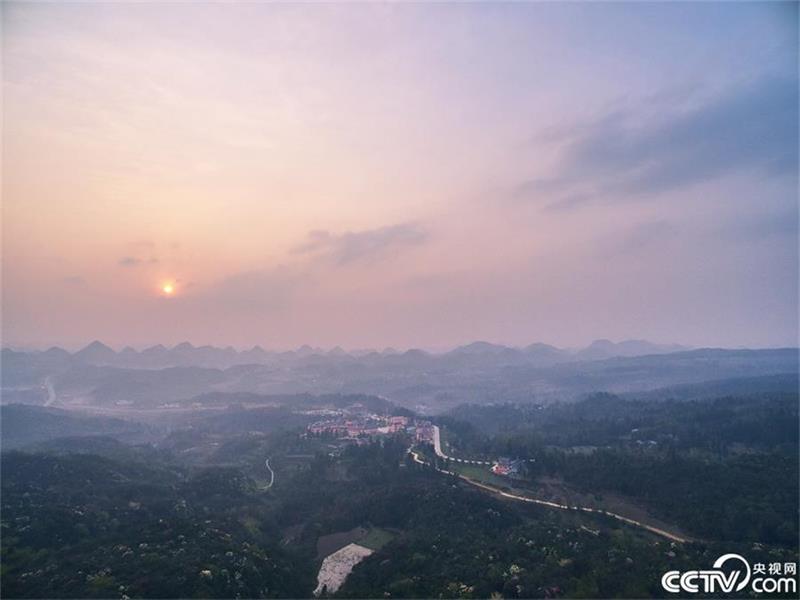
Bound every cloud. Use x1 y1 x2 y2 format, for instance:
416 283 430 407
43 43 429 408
612 220 678 255
118 256 142 267
721 208 799 242
170 265 307 318
519 76 798 210
118 256 158 267
540 193 593 213
166 223 430 318
293 222 429 265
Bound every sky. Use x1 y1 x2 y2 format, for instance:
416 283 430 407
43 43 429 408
2 1 798 351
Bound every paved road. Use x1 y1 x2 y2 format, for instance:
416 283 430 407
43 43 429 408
432 426 491 466
432 426 447 458
462 475 689 543
262 457 275 490
412 439 689 544
44 377 57 407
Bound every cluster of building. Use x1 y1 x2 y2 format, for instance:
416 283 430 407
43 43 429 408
491 457 524 477
305 406 527 480
307 410 435 444
413 420 435 444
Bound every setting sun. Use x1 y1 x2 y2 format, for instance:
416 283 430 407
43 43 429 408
161 283 175 296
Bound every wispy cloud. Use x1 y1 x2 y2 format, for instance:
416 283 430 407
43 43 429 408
118 257 141 267
182 266 304 314
518 76 798 210
118 256 158 268
720 208 799 242
293 222 429 265
615 220 678 254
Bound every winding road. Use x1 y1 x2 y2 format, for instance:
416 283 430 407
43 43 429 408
262 457 275 490
433 425 491 465
416 428 689 544
44 376 57 407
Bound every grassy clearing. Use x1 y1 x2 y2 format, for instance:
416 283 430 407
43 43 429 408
358 527 395 551
316 526 369 559
317 526 395 558
450 462 509 487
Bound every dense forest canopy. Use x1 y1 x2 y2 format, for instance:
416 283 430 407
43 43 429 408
2 384 798 598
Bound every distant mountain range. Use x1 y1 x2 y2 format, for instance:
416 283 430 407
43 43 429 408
1 342 796 412
5 338 691 370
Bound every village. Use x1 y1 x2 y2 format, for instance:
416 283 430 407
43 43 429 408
305 408 436 446
305 406 524 479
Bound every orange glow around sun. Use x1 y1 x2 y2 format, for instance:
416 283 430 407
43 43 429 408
161 282 175 296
